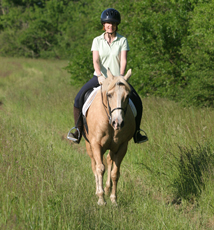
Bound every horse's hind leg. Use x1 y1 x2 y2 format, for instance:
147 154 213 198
110 143 128 205
104 151 112 195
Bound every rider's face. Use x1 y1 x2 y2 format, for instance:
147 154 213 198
104 22 117 34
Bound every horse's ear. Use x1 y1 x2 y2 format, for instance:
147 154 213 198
107 68 114 80
123 69 132 81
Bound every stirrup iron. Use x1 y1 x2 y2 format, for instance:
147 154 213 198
67 127 80 141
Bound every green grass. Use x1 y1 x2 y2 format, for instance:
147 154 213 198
1 57 214 229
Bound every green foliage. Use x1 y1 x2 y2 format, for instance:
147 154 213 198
65 49 94 87
0 0 88 58
122 0 189 97
179 0 214 107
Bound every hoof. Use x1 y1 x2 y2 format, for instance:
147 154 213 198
111 199 118 206
97 198 106 206
110 195 117 206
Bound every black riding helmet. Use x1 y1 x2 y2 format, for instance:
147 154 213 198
101 8 121 25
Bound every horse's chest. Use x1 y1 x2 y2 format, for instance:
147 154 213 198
101 133 124 151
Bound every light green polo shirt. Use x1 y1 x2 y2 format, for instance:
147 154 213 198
91 32 130 78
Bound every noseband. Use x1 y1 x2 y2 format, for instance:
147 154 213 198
101 84 129 124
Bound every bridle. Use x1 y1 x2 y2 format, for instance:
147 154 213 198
101 83 129 124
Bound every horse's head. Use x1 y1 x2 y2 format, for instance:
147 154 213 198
102 69 132 130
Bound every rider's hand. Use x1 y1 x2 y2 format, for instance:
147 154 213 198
98 74 105 85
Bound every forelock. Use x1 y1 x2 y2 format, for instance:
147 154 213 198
108 76 130 92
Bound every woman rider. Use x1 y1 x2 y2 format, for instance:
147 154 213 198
68 8 148 144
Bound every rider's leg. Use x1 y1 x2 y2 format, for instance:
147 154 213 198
68 76 99 143
129 84 148 144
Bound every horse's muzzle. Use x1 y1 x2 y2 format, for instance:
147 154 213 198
112 119 124 130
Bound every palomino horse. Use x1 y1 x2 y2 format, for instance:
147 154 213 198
84 69 135 205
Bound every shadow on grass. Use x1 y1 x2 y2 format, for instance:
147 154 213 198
172 143 214 203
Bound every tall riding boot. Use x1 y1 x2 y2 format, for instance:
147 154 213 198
67 106 83 144
133 115 148 144
129 84 148 144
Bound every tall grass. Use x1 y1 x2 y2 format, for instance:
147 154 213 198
0 57 214 229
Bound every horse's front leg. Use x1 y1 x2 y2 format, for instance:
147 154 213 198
110 143 128 205
104 151 112 195
85 141 99 195
91 143 106 205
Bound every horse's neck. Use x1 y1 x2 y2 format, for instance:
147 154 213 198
99 90 109 115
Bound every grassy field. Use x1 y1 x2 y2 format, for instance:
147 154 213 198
0 57 214 229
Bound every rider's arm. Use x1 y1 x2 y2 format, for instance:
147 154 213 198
93 51 102 76
120 50 128 76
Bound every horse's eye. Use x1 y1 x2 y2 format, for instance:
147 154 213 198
107 94 112 98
